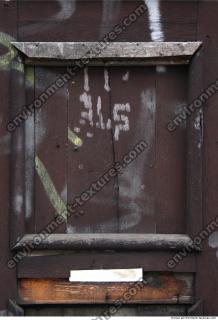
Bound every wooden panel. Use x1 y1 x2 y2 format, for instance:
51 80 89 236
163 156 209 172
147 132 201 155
0 0 17 309
17 251 196 279
13 234 199 251
24 304 187 316
109 66 156 232
12 42 201 64
67 67 116 233
17 1 198 43
155 66 188 233
34 67 68 232
194 1 218 316
19 273 194 304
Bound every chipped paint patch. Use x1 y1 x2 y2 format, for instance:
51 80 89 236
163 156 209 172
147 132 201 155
208 231 218 249
68 127 83 147
87 132 94 138
156 66 166 73
35 155 67 220
113 103 131 141
80 92 94 126
144 0 164 41
122 71 130 82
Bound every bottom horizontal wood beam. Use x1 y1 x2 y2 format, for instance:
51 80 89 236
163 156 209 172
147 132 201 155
19 273 193 305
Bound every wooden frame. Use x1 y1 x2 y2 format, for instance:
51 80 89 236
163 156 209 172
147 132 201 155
12 42 202 66
10 41 203 252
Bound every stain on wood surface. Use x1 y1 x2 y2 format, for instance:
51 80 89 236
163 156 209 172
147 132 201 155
19 273 193 304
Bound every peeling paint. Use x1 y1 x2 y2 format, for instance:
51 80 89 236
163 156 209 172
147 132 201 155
80 92 94 126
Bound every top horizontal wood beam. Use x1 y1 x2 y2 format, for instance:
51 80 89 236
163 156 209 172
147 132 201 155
13 234 201 251
12 42 202 66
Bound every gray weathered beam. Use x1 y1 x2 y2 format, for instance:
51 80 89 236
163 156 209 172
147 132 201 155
12 42 202 66
13 234 201 251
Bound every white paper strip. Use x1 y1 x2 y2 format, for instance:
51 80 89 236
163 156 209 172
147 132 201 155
69 268 143 283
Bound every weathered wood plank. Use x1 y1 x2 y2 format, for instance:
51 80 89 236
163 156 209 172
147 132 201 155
13 233 200 251
18 273 194 305
12 42 202 65
17 251 196 279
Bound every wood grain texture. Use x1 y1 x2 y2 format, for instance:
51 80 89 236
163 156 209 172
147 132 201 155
12 42 202 61
19 273 194 304
13 233 200 251
17 251 196 279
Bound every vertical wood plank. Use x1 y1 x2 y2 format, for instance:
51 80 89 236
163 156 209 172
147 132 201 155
67 67 117 233
109 66 156 233
0 0 18 309
34 67 68 233
156 66 188 234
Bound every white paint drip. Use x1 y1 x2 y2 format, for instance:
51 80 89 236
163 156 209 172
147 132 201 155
80 92 94 126
104 68 110 92
87 132 94 138
156 66 166 73
144 0 164 42
61 184 67 204
96 96 105 129
84 67 90 92
74 127 80 133
79 119 86 125
67 224 76 234
122 71 129 82
14 193 23 215
25 113 35 219
106 119 112 130
113 103 131 141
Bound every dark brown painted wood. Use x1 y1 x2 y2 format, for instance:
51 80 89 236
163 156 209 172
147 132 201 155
155 66 188 233
24 304 187 316
109 66 156 232
17 252 196 279
13 233 199 251
67 66 117 233
18 273 194 304
34 67 68 233
10 55 26 245
195 1 218 316
0 0 18 310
